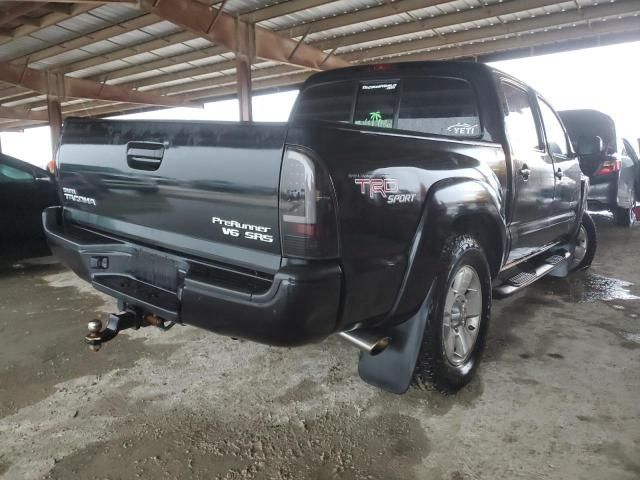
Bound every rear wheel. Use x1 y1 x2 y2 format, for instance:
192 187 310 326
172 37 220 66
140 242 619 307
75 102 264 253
614 204 636 227
614 186 636 227
571 212 597 271
411 235 492 393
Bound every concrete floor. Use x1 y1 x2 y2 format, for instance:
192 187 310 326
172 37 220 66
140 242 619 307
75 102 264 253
0 214 639 480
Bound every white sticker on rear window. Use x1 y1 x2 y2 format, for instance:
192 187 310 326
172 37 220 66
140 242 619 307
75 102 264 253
361 83 398 91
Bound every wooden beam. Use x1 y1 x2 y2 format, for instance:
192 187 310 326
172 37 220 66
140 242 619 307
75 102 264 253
0 126 25 133
47 96 62 158
15 16 42 27
53 0 336 77
0 4 42 26
62 70 312 119
139 0 349 70
44 4 75 15
59 64 303 116
236 56 252 121
0 62 201 108
0 106 48 121
235 18 253 122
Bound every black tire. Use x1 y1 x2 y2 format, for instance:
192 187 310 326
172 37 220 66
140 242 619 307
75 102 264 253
614 205 636 227
411 235 492 393
571 212 597 271
614 185 636 227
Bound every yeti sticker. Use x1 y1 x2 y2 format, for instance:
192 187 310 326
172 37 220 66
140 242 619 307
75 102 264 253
446 123 478 136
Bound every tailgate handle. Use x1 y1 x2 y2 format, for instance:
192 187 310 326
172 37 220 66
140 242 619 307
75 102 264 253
127 141 165 171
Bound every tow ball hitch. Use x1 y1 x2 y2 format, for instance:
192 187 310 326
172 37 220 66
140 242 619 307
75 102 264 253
85 311 174 352
86 311 140 352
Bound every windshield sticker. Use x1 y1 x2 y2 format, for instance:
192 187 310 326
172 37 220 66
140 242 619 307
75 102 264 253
447 122 479 136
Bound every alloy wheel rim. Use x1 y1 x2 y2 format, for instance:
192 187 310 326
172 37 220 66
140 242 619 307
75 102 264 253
442 265 482 366
573 224 588 266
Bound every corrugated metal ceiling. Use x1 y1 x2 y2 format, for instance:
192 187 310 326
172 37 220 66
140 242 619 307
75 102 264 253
0 0 638 129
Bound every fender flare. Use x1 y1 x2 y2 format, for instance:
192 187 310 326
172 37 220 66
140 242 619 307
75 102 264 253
390 177 505 321
358 178 505 394
572 175 590 238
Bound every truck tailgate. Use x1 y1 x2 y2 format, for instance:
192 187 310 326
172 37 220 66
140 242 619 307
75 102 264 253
58 118 286 273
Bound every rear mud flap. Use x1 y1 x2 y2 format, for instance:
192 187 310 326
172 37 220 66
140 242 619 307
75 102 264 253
357 287 433 395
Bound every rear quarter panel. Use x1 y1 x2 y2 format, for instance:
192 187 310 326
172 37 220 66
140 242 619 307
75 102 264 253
286 123 506 329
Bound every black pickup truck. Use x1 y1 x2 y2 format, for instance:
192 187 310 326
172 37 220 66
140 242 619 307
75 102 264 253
44 61 596 394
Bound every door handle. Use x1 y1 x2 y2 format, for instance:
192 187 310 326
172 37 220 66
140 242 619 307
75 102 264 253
127 141 165 171
555 168 563 180
520 164 531 181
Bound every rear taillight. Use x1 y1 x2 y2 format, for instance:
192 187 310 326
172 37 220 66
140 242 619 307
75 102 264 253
595 158 621 176
279 148 339 259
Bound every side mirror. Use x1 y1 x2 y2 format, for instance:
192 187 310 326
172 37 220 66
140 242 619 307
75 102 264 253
577 135 604 156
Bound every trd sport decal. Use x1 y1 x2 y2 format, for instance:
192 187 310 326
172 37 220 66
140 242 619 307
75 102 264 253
352 177 417 204
212 216 274 243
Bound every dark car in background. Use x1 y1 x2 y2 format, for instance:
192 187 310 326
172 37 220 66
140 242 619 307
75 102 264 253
0 153 59 253
559 109 639 226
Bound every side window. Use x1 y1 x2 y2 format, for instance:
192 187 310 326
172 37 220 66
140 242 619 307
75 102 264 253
353 81 398 129
0 164 34 184
398 77 481 137
538 98 570 157
294 81 354 123
502 82 540 155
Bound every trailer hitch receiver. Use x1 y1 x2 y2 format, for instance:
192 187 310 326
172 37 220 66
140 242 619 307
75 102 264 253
85 311 141 352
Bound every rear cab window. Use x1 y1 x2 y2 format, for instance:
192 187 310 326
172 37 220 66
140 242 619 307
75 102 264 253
293 76 482 140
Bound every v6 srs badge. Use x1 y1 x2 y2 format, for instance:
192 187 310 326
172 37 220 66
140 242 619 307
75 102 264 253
212 216 274 243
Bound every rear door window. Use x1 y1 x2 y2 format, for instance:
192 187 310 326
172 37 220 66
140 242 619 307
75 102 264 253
538 98 570 157
398 77 481 137
502 82 541 154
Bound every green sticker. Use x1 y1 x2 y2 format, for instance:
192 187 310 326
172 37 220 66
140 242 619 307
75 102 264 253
355 111 392 128
369 111 383 122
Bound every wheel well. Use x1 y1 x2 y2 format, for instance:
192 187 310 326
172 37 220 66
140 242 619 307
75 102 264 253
452 215 503 278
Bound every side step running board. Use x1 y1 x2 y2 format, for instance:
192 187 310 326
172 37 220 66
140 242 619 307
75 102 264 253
494 249 571 297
